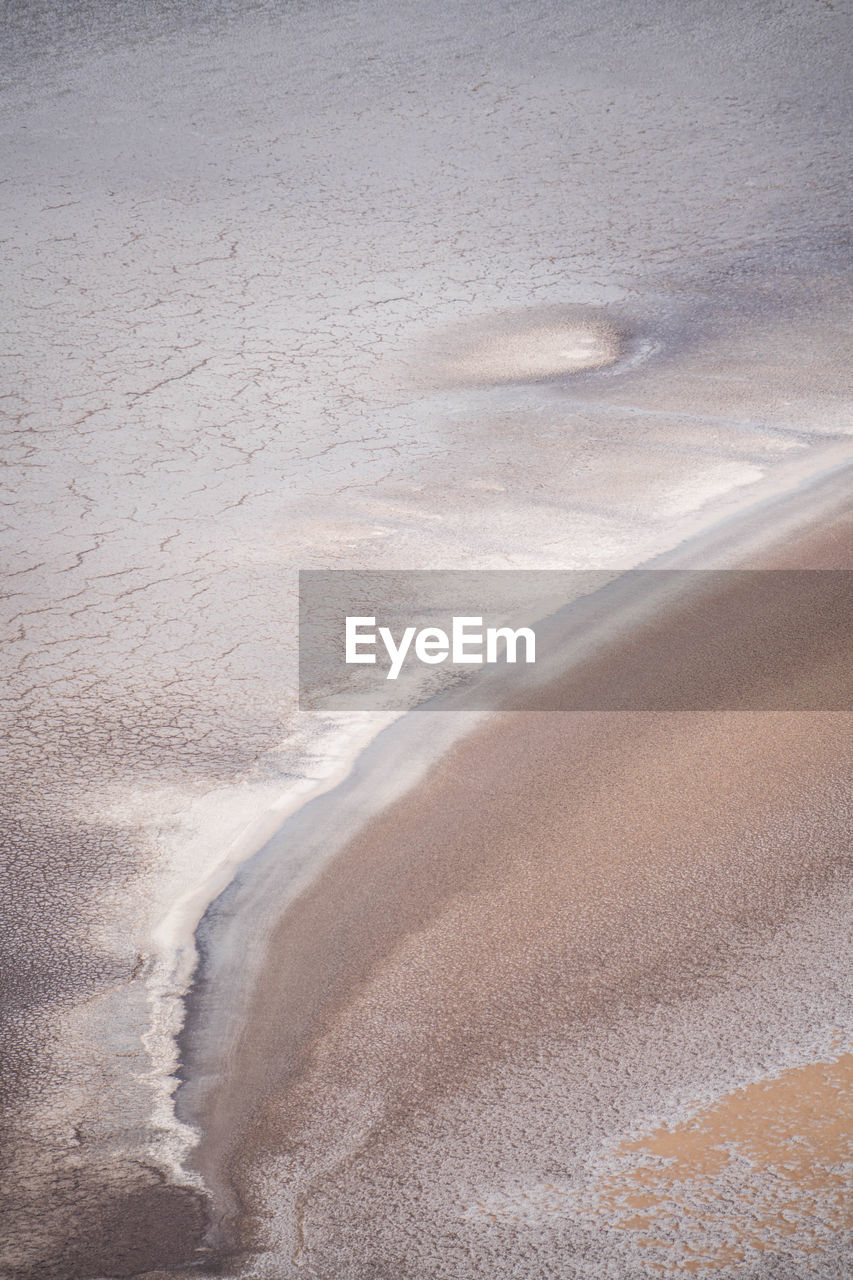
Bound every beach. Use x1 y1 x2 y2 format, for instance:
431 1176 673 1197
1 0 850 1276
183 481 851 1278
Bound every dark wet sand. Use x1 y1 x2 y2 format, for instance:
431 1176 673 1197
189 489 851 1276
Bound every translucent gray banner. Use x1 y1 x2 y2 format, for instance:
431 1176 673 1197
298 570 852 712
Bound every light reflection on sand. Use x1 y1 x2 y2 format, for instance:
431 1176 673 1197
437 319 622 384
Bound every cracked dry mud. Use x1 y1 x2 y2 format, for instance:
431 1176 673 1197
1 1 851 1277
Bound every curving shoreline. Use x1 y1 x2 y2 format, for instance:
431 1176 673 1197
3 1 851 1273
180 465 852 1275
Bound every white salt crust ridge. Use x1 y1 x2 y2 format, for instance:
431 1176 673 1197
2 0 851 1269
141 445 853 1193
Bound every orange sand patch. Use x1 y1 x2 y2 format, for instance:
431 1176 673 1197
596 1054 853 1272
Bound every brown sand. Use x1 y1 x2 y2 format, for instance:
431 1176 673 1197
193 498 851 1276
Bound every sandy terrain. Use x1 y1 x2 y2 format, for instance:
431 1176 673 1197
2 1 850 1276
187 497 851 1278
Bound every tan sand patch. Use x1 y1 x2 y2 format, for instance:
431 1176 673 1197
595 1053 853 1272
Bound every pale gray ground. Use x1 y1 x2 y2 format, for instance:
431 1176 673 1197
1 0 850 1276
